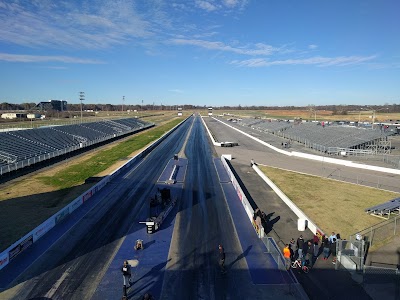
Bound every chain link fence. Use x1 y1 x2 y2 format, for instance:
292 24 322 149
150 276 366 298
353 216 400 249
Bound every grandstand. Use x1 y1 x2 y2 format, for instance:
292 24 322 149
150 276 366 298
238 118 394 156
365 197 400 219
0 118 152 175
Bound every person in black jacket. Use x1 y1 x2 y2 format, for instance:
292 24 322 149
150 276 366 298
302 241 313 267
296 235 304 260
321 236 330 260
218 244 226 273
122 260 132 287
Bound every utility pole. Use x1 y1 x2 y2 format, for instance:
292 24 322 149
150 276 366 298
79 91 85 123
122 96 125 113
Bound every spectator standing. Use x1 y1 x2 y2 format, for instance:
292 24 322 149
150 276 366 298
304 241 313 267
283 244 291 270
122 260 132 287
321 236 330 260
297 235 304 259
328 232 337 243
218 244 226 273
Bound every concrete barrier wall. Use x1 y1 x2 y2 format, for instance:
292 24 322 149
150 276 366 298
200 116 221 146
213 117 400 175
220 156 264 237
0 116 190 271
252 164 325 238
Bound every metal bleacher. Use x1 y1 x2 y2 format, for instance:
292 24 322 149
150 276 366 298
365 197 400 219
0 118 152 175
238 118 394 155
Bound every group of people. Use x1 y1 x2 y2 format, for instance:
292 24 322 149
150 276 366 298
283 231 341 270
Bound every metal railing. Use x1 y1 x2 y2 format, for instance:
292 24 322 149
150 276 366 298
335 238 366 271
262 237 286 271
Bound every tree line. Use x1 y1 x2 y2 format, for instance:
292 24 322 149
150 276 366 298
1 102 400 113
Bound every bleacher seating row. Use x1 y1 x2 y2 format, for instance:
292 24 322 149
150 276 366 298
238 119 393 152
0 118 151 173
365 197 400 219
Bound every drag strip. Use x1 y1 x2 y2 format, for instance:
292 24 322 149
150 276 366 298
0 117 193 300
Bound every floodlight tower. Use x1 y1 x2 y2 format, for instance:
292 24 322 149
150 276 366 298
79 91 85 123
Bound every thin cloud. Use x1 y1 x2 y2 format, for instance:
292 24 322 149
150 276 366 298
0 1 153 49
230 55 377 67
308 44 318 50
169 38 279 56
169 89 184 94
196 1 218 11
195 0 248 12
0 53 104 64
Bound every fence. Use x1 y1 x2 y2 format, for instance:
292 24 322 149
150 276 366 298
261 237 285 271
362 266 400 299
351 216 400 249
335 238 365 271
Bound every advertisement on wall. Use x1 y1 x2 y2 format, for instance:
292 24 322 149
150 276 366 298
33 218 55 242
69 197 82 213
82 190 93 202
55 207 70 225
0 251 9 271
9 235 33 261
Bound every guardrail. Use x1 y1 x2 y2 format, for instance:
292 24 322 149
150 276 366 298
0 116 190 271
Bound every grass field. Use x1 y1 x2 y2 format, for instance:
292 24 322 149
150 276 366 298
0 116 183 252
259 165 400 239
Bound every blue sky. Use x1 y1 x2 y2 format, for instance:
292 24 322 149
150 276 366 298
0 0 399 107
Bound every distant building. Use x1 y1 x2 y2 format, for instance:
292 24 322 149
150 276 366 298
1 113 27 119
27 113 42 119
36 100 67 111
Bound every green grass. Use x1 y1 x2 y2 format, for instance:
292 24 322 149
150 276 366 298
39 118 183 189
259 165 400 238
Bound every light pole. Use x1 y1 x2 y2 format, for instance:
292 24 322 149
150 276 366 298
79 91 85 123
358 108 365 125
122 96 125 113
372 107 388 129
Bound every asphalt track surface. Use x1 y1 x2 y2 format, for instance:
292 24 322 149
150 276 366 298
0 115 296 300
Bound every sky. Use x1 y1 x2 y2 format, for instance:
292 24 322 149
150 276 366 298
0 0 399 107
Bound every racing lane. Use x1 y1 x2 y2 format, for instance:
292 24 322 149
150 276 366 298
3 117 193 300
160 116 273 299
